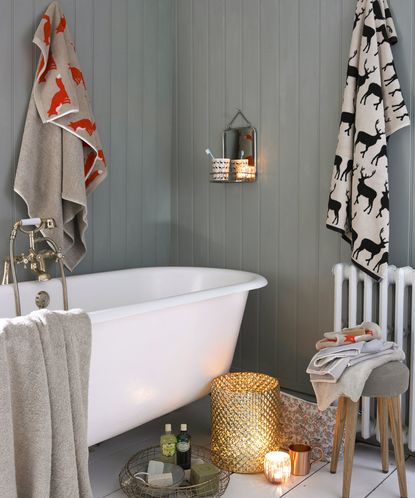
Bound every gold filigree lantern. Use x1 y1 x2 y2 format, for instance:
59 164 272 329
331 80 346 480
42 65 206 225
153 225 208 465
210 372 281 473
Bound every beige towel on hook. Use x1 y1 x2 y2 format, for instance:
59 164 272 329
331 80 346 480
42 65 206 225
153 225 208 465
14 1 107 271
0 309 92 498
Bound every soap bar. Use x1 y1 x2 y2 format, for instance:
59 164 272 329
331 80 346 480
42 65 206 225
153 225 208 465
147 460 164 475
147 472 173 487
190 463 220 497
184 469 191 482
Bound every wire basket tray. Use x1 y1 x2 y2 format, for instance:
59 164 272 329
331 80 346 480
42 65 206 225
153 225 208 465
119 445 231 498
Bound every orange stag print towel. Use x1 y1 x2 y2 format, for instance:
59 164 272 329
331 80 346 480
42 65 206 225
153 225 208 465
15 1 107 271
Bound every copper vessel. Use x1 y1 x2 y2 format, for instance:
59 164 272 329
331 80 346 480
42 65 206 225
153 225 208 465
288 444 323 476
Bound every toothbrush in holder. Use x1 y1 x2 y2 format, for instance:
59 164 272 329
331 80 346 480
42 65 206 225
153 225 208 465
205 148 215 161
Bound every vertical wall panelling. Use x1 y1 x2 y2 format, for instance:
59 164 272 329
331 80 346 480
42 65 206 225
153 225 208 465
240 0 260 372
156 0 174 265
92 0 112 272
224 0 244 367
224 0 243 275
207 0 226 268
277 0 300 387
110 0 128 269
13 0 33 226
317 0 343 349
173 0 415 394
192 0 209 267
141 0 157 266
176 0 193 266
0 0 13 262
296 0 320 389
126 0 143 268
388 0 412 266
259 0 279 376
411 0 415 265
171 0 179 265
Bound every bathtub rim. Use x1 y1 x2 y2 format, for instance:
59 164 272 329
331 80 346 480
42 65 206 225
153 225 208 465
0 266 267 323
83 266 267 324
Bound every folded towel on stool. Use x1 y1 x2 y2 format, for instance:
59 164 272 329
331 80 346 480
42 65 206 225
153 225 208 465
311 350 405 410
307 340 397 383
316 321 381 350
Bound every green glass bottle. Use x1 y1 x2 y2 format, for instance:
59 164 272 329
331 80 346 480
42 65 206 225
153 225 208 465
160 423 177 464
176 423 191 470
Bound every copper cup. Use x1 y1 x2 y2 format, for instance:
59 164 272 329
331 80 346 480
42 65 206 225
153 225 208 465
288 443 323 476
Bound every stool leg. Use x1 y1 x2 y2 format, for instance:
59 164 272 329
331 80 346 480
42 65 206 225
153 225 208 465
387 396 407 498
342 398 359 498
330 396 346 474
377 397 389 473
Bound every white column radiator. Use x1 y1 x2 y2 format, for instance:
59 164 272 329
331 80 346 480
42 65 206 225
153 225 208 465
333 263 415 451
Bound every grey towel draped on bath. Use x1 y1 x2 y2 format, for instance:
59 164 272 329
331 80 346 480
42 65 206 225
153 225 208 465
0 309 92 498
326 0 410 280
14 1 107 271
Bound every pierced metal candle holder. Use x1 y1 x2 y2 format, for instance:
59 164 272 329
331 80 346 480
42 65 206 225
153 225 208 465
210 372 282 473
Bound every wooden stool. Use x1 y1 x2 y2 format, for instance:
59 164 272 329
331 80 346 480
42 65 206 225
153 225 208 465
330 361 409 498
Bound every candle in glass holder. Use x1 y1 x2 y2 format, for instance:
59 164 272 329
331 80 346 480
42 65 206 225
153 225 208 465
264 451 291 484
231 159 256 181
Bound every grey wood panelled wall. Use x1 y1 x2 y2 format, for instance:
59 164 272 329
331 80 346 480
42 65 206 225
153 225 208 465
171 0 415 395
0 0 174 276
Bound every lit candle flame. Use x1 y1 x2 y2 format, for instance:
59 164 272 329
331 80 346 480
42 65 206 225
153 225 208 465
264 451 291 484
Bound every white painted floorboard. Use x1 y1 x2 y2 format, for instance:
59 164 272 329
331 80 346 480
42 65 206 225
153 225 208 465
89 396 415 498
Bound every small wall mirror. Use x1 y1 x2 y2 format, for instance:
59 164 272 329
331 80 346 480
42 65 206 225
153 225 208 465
222 109 257 182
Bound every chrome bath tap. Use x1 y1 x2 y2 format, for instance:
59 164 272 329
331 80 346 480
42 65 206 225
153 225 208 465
1 218 68 316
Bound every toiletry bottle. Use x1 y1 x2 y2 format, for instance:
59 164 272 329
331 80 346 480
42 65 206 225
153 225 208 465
160 423 177 464
176 423 191 470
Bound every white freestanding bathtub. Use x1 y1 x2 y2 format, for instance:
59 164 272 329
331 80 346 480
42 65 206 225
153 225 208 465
0 266 267 446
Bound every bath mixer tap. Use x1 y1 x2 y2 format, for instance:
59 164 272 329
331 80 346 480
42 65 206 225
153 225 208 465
1 218 68 316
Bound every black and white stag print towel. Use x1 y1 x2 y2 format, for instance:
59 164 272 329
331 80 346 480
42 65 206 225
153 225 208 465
326 0 410 281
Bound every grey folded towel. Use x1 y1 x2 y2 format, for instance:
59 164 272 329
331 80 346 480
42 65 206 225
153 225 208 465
307 339 397 382
0 309 92 498
306 339 398 382
311 349 405 411
309 349 397 383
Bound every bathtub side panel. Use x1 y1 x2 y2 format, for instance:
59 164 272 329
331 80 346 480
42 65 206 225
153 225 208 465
87 292 247 446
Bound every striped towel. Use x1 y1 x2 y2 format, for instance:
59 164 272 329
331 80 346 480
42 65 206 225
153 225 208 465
14 1 107 270
326 0 409 281
315 321 381 350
